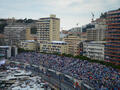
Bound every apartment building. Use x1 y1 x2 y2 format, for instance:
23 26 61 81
87 18 106 41
83 41 105 60
63 35 81 56
39 41 68 54
20 40 36 51
36 15 60 42
4 24 31 46
105 9 120 64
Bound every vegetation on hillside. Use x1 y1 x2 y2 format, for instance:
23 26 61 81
0 23 7 33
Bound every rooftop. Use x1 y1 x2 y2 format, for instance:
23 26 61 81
23 40 35 42
51 41 67 44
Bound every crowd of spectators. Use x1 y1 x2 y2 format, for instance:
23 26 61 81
10 52 120 90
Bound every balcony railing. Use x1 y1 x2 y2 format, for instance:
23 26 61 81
104 53 120 58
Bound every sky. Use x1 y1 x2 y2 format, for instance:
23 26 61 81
0 0 120 30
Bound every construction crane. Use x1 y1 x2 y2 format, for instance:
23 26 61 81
91 12 94 21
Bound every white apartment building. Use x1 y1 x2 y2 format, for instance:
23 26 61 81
83 41 105 60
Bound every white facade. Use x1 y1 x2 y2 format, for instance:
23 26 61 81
0 46 11 58
83 41 105 60
0 46 18 59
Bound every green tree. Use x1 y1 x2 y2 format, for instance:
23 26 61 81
0 23 8 33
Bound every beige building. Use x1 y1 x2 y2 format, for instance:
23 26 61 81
4 24 31 46
20 40 36 51
63 35 81 56
36 14 60 43
39 41 68 54
87 28 105 41
80 32 87 41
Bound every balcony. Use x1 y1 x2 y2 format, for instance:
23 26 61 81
107 22 120 25
105 47 120 50
107 15 120 18
107 26 120 29
105 37 120 39
105 43 120 46
106 18 120 22
108 10 120 15
105 33 120 35
104 53 120 58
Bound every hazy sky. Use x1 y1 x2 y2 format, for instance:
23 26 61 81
0 0 120 30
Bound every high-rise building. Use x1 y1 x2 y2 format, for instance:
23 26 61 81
36 15 60 42
105 9 120 64
4 24 31 46
87 18 106 41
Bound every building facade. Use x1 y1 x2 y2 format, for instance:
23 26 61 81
83 41 105 60
63 35 81 56
105 9 120 64
36 15 60 42
0 46 17 59
60 30 68 40
20 40 36 51
4 24 31 46
87 18 106 41
0 46 11 59
80 32 87 41
39 41 68 54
